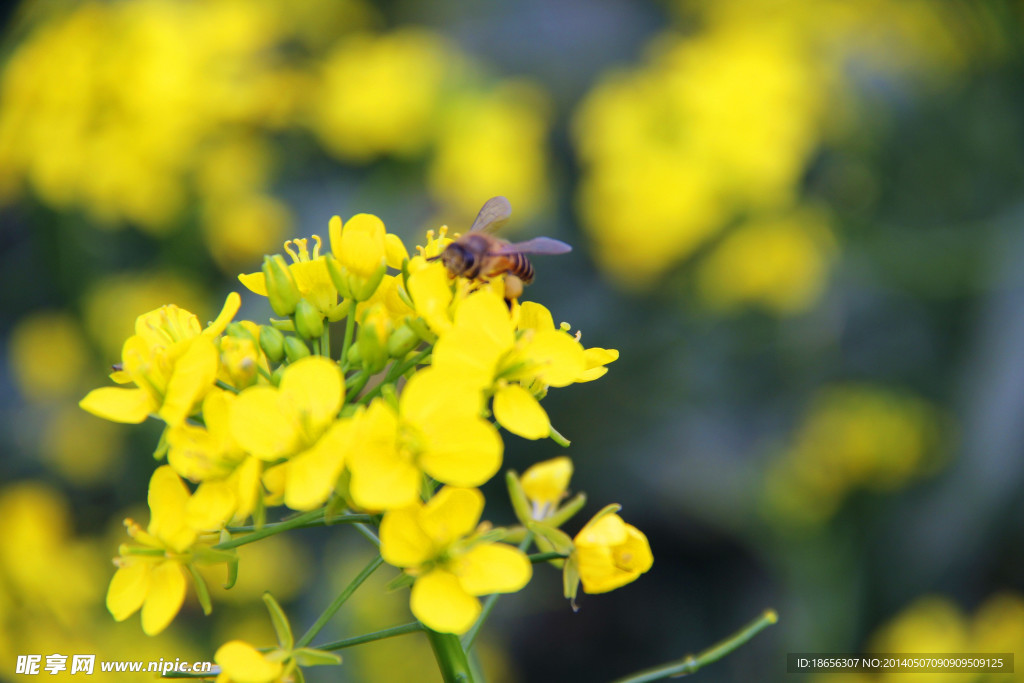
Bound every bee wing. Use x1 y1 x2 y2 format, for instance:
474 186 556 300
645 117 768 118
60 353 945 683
493 237 573 255
470 196 512 234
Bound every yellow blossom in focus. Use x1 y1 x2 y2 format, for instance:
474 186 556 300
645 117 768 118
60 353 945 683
312 30 451 161
432 289 589 440
572 507 653 594
228 356 351 511
697 209 836 314
347 368 502 510
240 235 343 319
80 293 240 426
380 487 532 634
521 456 573 519
8 311 90 402
107 467 233 635
429 82 551 224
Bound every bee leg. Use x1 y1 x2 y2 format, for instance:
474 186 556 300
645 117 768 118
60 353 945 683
503 274 524 301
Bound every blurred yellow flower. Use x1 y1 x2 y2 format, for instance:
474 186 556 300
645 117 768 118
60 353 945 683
763 384 945 528
312 30 451 161
521 456 573 519
697 209 836 313
429 82 552 224
41 406 124 484
203 194 292 274
380 487 532 634
8 311 90 402
215 641 284 683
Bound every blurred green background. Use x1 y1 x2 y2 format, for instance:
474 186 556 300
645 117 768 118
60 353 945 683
2 0 1024 681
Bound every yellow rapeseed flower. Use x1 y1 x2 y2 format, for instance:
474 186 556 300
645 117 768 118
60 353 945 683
347 368 502 510
571 507 653 594
107 467 232 635
380 487 532 634
80 292 240 426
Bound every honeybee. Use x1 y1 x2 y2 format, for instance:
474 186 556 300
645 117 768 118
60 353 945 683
434 196 572 300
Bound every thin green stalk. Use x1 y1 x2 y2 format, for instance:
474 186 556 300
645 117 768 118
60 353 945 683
610 610 779 683
462 532 534 651
321 326 330 358
216 511 373 550
528 551 568 563
312 338 321 356
426 629 474 683
340 310 356 367
357 346 432 405
215 379 239 394
295 555 384 648
316 622 424 651
353 522 381 547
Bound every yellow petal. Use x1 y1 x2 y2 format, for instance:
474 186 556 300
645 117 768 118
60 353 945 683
141 561 187 635
419 416 502 488
148 466 198 552
419 487 483 546
521 456 573 508
203 292 242 338
341 213 387 277
577 347 619 382
279 356 344 433
284 420 351 511
187 480 236 531
454 291 515 351
400 367 483 425
215 641 284 683
238 272 268 296
407 262 453 333
107 561 150 621
517 301 555 331
230 457 262 521
347 450 422 511
456 543 532 596
431 327 504 390
80 387 154 424
575 512 628 548
410 569 480 634
493 385 550 440
159 335 218 426
328 215 344 256
518 330 585 388
230 386 301 460
380 506 435 568
385 233 410 268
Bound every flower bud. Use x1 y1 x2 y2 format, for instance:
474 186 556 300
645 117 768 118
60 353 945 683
263 255 301 316
219 336 259 389
325 255 352 299
294 299 325 340
386 323 420 358
259 326 285 363
225 322 257 345
283 336 310 362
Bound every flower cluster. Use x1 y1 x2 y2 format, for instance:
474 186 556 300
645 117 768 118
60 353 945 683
81 211 650 678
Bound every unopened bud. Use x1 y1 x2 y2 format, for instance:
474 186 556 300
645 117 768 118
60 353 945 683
294 299 325 340
259 326 286 363
386 323 419 358
263 255 301 316
284 336 310 362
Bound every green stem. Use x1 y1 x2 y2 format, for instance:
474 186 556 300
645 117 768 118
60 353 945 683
426 629 475 683
357 346 432 405
340 309 356 367
316 622 423 651
610 610 779 683
295 555 384 648
353 522 381 547
528 551 568 563
346 370 371 397
549 425 571 447
462 533 534 651
216 511 373 550
215 380 239 394
321 326 330 358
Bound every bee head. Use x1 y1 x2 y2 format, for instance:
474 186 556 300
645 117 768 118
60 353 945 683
438 242 474 277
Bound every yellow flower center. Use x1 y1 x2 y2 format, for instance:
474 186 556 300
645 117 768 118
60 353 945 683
284 235 324 263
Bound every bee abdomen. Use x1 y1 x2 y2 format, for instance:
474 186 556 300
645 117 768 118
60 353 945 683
508 253 534 284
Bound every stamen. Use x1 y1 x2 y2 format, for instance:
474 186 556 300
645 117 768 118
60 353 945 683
284 239 298 262
312 234 323 258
